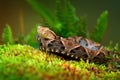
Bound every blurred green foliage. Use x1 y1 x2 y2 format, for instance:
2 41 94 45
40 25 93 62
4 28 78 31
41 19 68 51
106 41 119 52
26 0 62 33
27 0 108 43
2 24 14 44
24 26 38 47
105 42 120 69
91 11 108 42
1 0 108 47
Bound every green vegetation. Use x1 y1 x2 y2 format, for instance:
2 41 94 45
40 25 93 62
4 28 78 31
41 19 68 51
1 24 38 47
0 44 120 80
91 11 108 42
1 0 108 46
27 0 108 43
24 27 38 47
2 24 14 44
26 0 62 33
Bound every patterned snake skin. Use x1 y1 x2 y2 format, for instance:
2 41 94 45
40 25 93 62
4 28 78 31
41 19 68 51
37 26 110 64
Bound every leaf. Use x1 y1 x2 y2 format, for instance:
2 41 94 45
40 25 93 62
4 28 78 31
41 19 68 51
2 24 14 44
27 0 62 33
55 0 64 23
24 26 37 47
76 16 88 37
63 0 78 37
91 10 108 42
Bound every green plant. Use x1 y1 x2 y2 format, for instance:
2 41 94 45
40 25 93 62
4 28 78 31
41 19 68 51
76 16 88 37
106 41 119 52
24 26 38 47
2 24 14 44
27 0 108 42
27 0 80 37
26 0 62 34
62 0 79 37
91 11 108 42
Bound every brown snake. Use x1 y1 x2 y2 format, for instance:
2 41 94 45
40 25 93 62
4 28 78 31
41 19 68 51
37 26 120 64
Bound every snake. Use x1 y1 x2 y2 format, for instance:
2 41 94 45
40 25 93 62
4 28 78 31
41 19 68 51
37 26 120 64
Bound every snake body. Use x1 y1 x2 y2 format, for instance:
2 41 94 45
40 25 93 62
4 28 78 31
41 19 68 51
37 26 110 64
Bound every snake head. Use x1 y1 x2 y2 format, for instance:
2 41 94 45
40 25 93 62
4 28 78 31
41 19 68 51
37 26 57 40
37 26 58 49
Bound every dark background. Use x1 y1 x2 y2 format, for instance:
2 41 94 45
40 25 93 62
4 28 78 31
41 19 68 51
0 0 120 45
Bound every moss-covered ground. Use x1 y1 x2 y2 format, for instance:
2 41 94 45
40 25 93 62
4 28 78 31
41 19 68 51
0 44 120 80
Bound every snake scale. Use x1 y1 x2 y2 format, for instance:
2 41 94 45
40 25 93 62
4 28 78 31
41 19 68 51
37 26 120 64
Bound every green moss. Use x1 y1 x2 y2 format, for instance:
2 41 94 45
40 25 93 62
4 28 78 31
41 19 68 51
0 44 120 80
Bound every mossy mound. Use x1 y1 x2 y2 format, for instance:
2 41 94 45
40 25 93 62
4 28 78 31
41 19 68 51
0 44 120 80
